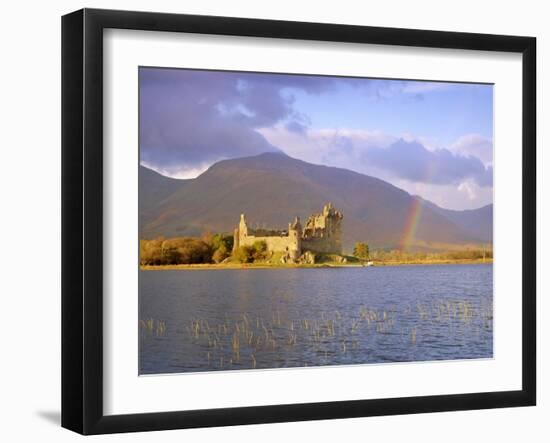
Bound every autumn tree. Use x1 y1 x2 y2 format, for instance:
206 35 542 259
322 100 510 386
212 243 230 263
353 242 370 261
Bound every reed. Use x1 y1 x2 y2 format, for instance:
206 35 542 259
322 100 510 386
139 318 166 336
173 296 491 370
156 320 166 336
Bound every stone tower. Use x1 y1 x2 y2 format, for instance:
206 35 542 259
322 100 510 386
302 202 343 254
287 216 302 260
233 213 249 252
239 213 248 237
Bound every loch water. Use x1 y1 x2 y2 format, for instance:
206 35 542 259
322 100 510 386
139 264 493 374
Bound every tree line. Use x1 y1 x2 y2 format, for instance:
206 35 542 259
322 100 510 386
140 233 234 265
352 241 492 262
141 235 492 266
140 233 273 266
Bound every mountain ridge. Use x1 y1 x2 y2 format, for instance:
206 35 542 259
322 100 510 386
139 152 492 251
413 195 493 243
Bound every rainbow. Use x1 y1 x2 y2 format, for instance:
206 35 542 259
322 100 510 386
399 197 424 251
398 155 438 250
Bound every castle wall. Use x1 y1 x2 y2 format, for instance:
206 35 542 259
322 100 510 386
307 213 327 229
238 235 297 253
233 203 343 260
302 237 342 255
301 203 343 255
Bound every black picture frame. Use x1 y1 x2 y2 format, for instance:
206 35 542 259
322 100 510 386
62 8 536 435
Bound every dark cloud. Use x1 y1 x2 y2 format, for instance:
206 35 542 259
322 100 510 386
139 68 338 174
285 120 308 134
362 139 493 187
139 68 489 192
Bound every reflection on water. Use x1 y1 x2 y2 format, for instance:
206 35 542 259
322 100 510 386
139 264 493 374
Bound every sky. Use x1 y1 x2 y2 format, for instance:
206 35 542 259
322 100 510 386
139 67 493 210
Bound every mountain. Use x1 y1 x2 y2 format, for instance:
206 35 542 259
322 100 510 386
414 196 493 243
139 165 188 229
140 152 491 251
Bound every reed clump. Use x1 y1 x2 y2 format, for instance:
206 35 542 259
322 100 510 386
139 318 167 336
146 295 492 370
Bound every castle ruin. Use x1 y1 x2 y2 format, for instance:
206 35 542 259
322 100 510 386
233 203 343 262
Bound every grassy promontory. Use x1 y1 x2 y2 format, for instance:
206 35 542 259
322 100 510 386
140 256 492 270
372 257 493 266
140 235 492 270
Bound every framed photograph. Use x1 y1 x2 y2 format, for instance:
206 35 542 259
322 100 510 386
61 8 536 434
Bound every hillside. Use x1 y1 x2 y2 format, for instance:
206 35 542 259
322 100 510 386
139 165 188 229
139 152 491 251
414 196 493 243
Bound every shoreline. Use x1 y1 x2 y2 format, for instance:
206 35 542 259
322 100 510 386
140 258 493 271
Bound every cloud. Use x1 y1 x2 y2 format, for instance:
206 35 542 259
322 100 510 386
355 79 459 102
139 68 492 209
285 120 309 134
458 181 478 201
401 81 451 94
140 160 212 180
140 69 471 176
398 179 493 211
450 134 493 166
139 69 467 175
260 126 491 188
362 139 493 187
139 68 338 174
259 126 396 167
260 125 493 209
